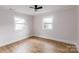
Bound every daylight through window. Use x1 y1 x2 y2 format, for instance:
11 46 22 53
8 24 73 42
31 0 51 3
43 17 53 30
15 17 25 30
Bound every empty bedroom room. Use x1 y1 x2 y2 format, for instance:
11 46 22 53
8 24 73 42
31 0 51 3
0 5 79 53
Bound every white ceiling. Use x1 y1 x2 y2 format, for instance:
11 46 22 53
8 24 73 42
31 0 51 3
0 5 76 15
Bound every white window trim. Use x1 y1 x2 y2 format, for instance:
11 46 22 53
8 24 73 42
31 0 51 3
42 17 53 30
14 17 25 31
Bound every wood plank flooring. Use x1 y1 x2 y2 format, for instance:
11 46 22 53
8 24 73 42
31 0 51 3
0 36 78 53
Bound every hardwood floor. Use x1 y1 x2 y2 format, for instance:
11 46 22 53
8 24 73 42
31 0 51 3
0 36 78 53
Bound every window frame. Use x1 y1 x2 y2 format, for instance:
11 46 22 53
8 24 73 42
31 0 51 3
14 17 25 31
42 17 53 30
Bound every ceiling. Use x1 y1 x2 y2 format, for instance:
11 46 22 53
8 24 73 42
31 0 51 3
0 5 76 15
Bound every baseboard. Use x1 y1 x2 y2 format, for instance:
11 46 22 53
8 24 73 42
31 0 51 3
0 35 31 47
34 35 76 45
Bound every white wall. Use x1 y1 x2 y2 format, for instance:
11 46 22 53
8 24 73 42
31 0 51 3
0 6 78 48
33 7 77 44
76 6 79 51
0 7 33 46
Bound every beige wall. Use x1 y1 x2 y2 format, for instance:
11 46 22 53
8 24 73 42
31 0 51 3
77 6 79 51
0 7 33 46
33 7 77 44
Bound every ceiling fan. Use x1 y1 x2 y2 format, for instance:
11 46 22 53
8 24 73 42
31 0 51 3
30 5 43 12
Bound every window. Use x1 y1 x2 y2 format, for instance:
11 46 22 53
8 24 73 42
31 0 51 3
15 17 25 30
43 17 53 30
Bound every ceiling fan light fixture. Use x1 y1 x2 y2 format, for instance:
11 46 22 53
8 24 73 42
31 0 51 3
29 5 43 12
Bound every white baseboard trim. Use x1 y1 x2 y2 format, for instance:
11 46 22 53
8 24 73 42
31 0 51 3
0 35 31 47
34 35 76 45
35 35 79 52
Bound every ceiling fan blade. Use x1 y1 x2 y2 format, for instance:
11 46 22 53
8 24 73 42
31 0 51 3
37 6 43 9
